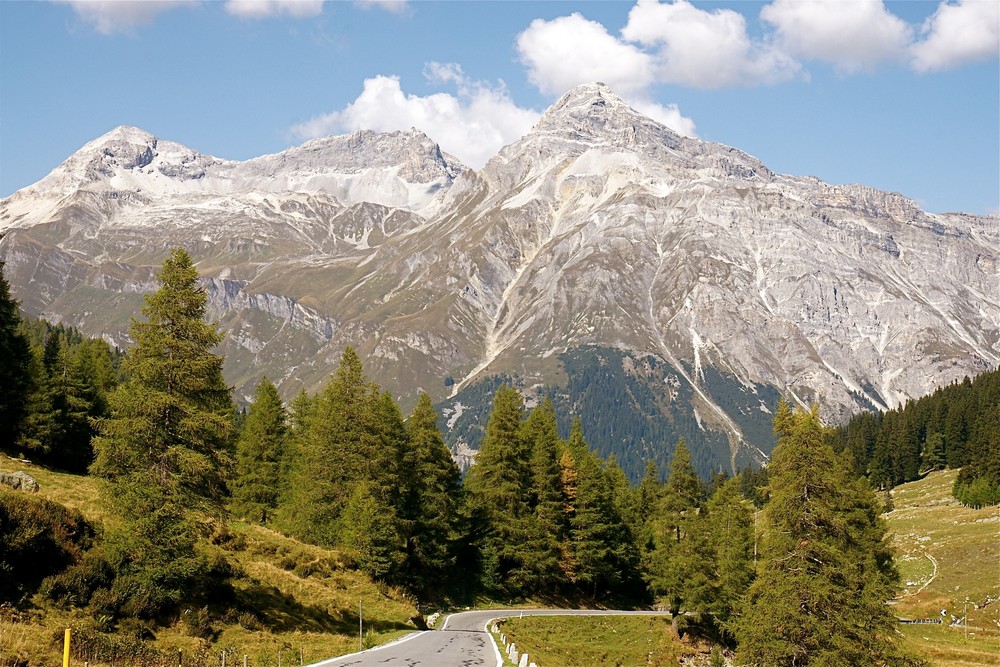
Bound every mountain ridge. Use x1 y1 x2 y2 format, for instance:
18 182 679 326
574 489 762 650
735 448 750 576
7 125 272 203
2 83 997 477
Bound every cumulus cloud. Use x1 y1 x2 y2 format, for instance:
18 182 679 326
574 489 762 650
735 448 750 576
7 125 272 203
55 0 193 34
517 13 656 96
290 70 541 169
623 0 800 87
628 99 697 137
912 0 1000 72
224 0 324 19
760 0 912 72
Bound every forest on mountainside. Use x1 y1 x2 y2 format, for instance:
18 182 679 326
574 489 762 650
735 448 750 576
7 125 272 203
828 368 1000 506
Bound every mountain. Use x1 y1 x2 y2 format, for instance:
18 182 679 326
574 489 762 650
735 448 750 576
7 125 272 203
2 83 997 479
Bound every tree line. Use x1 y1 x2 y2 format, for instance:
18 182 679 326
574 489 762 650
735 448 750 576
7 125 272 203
0 248 935 664
828 369 1000 507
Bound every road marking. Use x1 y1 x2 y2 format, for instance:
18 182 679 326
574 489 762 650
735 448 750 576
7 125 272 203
305 630 425 667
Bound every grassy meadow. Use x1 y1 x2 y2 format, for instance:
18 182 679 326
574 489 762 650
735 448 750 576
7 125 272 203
0 454 419 667
889 469 1000 667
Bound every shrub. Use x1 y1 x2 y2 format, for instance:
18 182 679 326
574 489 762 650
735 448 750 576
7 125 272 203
954 476 1000 508
0 491 94 603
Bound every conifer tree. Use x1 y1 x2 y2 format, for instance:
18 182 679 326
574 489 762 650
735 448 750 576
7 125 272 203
18 334 94 471
519 398 566 591
92 248 234 509
734 401 916 666
402 392 464 593
0 254 32 448
340 481 405 581
232 377 287 524
705 477 754 622
279 347 379 544
570 445 641 599
645 439 706 614
90 248 235 618
465 384 530 592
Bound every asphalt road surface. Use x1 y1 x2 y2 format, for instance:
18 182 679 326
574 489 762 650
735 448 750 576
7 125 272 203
308 609 669 667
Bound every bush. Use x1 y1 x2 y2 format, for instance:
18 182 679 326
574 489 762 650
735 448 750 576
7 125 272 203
954 476 1000 508
40 548 115 607
0 491 94 603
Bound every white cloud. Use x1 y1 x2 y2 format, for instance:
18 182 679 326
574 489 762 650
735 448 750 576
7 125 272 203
354 0 408 15
290 71 540 169
628 99 697 137
912 0 1000 72
624 0 800 87
224 0 324 19
55 0 193 34
517 13 656 96
761 0 912 73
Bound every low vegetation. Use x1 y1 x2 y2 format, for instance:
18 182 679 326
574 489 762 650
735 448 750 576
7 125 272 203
497 615 696 667
0 455 418 666
889 469 1000 667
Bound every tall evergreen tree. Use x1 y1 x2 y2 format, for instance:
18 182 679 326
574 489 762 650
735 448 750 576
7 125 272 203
232 377 287 524
0 252 32 449
705 477 754 622
279 347 379 545
18 334 95 471
403 392 464 594
645 439 707 614
90 248 235 618
519 398 566 591
733 401 916 666
465 384 530 593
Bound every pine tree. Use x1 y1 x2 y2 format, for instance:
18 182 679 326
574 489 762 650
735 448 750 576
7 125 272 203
279 347 379 544
705 478 754 622
90 248 235 618
518 398 566 592
465 384 530 593
0 253 32 449
644 439 707 614
733 402 916 666
232 377 287 524
402 392 464 594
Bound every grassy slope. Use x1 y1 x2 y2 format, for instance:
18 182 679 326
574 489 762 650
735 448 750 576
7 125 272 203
0 454 419 667
466 470 1000 667
888 469 1000 667
498 615 695 667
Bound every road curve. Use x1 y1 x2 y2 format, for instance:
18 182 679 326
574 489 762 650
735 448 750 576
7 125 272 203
308 609 669 667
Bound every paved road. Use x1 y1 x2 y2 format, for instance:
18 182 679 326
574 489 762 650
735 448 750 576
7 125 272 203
308 609 669 667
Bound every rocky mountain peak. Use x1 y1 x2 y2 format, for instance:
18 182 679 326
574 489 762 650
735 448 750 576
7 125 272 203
528 82 682 149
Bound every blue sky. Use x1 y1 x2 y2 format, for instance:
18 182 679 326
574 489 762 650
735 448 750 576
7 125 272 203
1 0 998 214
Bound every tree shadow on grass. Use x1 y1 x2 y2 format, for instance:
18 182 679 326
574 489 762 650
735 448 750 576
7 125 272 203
233 582 412 635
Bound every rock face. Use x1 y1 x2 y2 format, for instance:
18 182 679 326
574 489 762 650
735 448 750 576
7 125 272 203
2 83 997 476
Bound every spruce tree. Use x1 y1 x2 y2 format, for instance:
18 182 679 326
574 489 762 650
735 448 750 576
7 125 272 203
645 439 706 614
733 401 916 666
705 477 754 622
90 248 235 618
465 384 530 593
279 347 378 544
403 392 464 594
232 377 287 524
18 334 94 471
0 253 32 449
519 398 566 591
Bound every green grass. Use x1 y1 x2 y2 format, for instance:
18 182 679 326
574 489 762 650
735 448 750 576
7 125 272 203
0 454 419 667
496 615 698 667
888 469 1000 666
